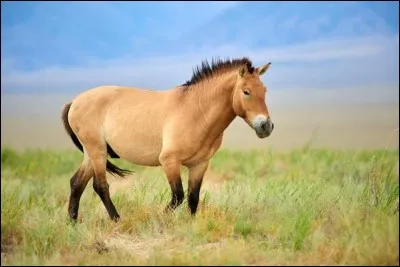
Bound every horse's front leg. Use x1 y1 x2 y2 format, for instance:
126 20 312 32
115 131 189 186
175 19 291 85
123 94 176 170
188 161 209 216
159 152 184 212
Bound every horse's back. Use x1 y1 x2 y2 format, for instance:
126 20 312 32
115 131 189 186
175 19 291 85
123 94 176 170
69 85 167 119
72 85 160 104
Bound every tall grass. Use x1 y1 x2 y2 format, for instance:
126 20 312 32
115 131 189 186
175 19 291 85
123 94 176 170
1 146 399 265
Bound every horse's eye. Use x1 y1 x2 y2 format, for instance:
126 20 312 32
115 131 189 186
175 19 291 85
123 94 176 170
243 90 250 96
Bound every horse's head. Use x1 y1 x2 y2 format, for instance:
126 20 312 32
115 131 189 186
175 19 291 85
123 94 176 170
232 62 274 138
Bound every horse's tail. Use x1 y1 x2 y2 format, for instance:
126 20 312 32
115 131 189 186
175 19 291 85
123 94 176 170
61 102 133 178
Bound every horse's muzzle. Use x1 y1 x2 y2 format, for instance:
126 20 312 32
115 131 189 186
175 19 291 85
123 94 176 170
253 116 274 138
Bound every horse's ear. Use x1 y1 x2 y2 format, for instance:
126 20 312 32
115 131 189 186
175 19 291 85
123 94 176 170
238 65 248 77
256 62 271 76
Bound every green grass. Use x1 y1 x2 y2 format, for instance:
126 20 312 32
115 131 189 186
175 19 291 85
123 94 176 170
1 146 399 266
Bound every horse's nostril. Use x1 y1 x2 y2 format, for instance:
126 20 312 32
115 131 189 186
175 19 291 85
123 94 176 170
260 121 267 129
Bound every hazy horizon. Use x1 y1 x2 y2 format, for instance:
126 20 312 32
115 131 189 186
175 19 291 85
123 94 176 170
2 86 399 152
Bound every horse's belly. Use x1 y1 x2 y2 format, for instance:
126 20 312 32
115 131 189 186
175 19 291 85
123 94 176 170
118 143 162 166
107 135 162 166
104 121 163 167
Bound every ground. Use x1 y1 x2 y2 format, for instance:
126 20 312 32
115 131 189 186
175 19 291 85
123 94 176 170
1 147 398 265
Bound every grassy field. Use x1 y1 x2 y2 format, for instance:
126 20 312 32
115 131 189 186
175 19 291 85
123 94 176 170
1 146 399 266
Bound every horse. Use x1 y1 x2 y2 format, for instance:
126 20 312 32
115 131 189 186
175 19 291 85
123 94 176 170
61 57 274 222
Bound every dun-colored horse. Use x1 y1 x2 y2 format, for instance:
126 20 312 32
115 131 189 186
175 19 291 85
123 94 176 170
61 57 274 222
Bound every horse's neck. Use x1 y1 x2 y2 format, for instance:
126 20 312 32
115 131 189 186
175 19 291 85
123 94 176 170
189 72 237 139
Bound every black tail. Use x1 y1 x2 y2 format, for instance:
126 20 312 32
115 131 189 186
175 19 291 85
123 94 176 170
61 102 133 178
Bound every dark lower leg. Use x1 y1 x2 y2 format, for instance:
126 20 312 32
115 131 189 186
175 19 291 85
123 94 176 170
187 161 208 216
188 179 203 215
165 179 185 212
93 177 120 221
159 154 184 213
68 169 91 221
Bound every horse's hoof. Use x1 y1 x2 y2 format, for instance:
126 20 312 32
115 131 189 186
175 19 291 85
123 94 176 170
67 217 79 225
111 214 121 222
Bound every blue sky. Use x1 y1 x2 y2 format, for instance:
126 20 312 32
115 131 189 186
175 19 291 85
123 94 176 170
1 1 399 94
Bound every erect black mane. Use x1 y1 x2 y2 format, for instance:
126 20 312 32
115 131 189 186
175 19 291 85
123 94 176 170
181 57 254 89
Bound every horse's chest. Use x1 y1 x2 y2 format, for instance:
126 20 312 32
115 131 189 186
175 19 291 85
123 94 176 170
189 147 214 162
183 134 223 166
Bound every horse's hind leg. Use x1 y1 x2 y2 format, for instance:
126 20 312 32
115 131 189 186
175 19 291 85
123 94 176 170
68 157 94 222
88 148 121 221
